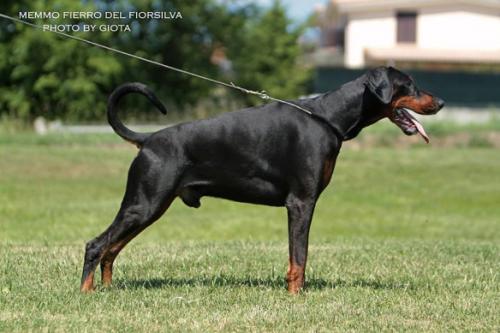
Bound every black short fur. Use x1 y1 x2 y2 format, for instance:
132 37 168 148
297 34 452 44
80 67 444 293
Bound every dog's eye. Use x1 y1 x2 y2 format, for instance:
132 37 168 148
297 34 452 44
403 83 416 95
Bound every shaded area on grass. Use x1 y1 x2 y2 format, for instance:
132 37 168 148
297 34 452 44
114 276 418 291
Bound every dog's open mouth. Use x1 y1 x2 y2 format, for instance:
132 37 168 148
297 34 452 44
389 108 430 143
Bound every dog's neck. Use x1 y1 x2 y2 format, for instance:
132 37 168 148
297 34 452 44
309 76 386 141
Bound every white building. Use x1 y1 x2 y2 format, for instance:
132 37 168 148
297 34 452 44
329 0 500 68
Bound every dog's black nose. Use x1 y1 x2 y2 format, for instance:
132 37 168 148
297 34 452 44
436 98 445 110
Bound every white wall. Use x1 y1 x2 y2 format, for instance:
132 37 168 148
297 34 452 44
345 12 396 68
418 9 500 51
344 6 500 68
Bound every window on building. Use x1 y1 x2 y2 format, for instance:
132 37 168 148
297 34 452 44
397 12 417 43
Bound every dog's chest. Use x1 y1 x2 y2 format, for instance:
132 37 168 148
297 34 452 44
321 156 337 190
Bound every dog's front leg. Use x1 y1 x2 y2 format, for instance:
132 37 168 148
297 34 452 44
286 196 316 294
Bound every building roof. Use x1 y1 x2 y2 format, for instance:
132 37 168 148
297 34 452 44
365 46 500 64
333 0 500 13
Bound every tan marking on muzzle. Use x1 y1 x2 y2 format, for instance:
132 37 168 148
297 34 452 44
392 94 435 115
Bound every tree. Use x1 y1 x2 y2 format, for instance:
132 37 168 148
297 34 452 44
227 1 311 105
110 0 253 110
0 0 123 120
0 0 311 121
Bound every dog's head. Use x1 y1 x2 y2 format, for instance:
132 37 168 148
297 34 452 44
365 67 444 143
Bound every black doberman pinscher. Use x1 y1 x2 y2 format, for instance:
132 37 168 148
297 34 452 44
81 66 444 294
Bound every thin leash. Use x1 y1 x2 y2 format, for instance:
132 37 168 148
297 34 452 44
0 12 314 116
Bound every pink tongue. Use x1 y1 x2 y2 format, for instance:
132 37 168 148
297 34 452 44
403 108 430 144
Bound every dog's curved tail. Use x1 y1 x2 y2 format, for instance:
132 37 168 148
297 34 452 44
107 82 167 147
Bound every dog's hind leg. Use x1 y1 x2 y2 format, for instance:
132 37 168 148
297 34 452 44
80 151 178 292
98 196 175 288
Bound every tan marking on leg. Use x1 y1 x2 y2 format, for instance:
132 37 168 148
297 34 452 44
101 268 112 287
101 257 114 287
286 263 305 294
100 196 176 288
101 239 129 287
80 271 95 293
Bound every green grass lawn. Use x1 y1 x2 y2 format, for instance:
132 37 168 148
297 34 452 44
0 132 499 332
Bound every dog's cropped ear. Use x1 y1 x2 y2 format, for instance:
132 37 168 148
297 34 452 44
365 67 393 104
